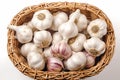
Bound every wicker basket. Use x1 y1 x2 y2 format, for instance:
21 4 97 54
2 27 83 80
7 2 115 80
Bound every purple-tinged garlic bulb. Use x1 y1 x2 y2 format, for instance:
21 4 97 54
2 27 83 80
51 40 72 59
47 57 63 72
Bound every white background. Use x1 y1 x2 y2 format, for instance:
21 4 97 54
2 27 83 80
0 0 120 80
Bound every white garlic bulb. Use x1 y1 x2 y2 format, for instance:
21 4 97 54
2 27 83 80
8 25 33 43
64 52 86 71
52 32 63 44
20 43 42 57
76 14 88 32
27 51 45 70
69 33 86 52
33 30 52 48
70 9 88 32
43 47 53 58
58 13 78 41
87 19 107 38
84 37 106 57
47 57 63 72
50 12 68 31
31 10 53 30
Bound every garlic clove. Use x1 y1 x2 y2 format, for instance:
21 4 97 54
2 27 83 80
20 43 43 57
83 52 95 68
69 33 86 52
84 37 106 57
64 52 87 71
43 47 53 58
47 57 63 72
51 40 72 60
33 30 52 48
27 51 45 70
31 10 53 30
52 32 63 45
50 12 68 31
8 24 33 43
87 19 107 38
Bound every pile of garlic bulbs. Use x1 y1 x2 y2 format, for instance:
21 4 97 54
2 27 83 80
8 9 107 71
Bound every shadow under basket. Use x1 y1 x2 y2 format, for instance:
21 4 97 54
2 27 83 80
7 2 115 80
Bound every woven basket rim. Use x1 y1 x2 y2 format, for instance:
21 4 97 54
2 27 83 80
7 2 115 79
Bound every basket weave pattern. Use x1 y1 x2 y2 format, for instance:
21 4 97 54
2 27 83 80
7 2 115 79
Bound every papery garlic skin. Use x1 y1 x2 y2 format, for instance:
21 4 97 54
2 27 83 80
83 52 95 68
58 19 78 40
8 25 33 43
84 37 106 57
20 43 42 57
64 52 86 71
50 12 68 31
33 30 52 48
47 57 63 72
52 32 63 44
51 40 72 59
31 10 53 30
43 47 53 58
27 51 45 70
87 19 107 38
69 33 86 52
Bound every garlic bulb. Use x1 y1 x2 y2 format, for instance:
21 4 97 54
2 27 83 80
31 10 53 30
27 51 45 70
51 40 72 59
83 52 95 68
8 25 33 43
50 12 68 31
84 37 106 57
52 32 63 44
43 47 53 58
69 33 86 52
70 9 88 32
87 19 107 38
76 14 88 32
58 12 78 40
33 30 52 48
47 57 63 72
64 52 86 71
20 43 42 57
